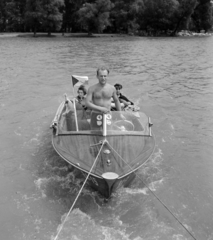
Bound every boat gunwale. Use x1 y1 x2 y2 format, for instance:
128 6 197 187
57 131 152 137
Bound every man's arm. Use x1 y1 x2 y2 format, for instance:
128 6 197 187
120 98 131 107
120 94 134 105
112 89 121 111
111 101 124 108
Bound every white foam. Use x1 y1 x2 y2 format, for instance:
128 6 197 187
148 179 164 191
125 188 148 195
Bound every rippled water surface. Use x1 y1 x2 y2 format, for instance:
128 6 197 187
1 35 213 240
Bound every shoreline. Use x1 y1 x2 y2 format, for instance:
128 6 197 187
0 32 128 38
0 31 212 38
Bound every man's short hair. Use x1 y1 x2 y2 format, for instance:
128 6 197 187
114 83 122 90
97 67 110 76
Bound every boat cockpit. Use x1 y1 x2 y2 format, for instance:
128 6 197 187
51 101 152 137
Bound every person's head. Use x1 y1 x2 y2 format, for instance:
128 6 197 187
114 83 122 95
78 85 87 98
96 67 110 85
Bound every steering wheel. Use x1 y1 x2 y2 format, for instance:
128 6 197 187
111 120 134 131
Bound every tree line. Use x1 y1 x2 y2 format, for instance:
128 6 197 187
0 0 212 36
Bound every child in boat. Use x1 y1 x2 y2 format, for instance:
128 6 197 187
111 83 134 110
115 83 134 106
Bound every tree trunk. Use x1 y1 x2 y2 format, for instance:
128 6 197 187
34 27 37 37
171 14 185 36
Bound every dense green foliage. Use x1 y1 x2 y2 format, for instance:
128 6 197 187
0 0 212 35
78 0 113 33
25 0 64 35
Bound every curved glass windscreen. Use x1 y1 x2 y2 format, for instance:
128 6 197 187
60 108 151 135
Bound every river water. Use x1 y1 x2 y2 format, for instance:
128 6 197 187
0 35 213 240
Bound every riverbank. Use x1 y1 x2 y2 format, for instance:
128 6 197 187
177 30 212 37
0 31 212 38
0 33 20 37
0 32 128 38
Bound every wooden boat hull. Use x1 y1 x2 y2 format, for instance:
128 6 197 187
51 101 155 198
81 170 136 198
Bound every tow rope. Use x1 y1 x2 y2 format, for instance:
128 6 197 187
108 140 197 240
52 139 106 240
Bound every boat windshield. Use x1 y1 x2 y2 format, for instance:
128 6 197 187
61 110 151 135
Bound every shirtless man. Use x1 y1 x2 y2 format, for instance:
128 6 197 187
85 68 121 113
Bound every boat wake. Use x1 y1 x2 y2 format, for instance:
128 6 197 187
51 208 134 240
35 132 190 240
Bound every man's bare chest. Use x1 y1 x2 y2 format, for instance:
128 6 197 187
93 89 112 99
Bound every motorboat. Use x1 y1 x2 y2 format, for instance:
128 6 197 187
51 79 155 198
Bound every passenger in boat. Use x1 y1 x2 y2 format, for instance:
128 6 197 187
64 85 90 131
85 67 121 113
111 83 134 111
75 85 87 110
64 85 87 111
115 83 134 106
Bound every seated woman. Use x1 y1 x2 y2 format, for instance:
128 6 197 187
75 85 88 110
63 85 90 130
64 85 87 112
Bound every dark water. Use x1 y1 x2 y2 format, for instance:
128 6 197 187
0 35 213 240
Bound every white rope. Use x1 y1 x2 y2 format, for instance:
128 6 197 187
53 140 106 240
